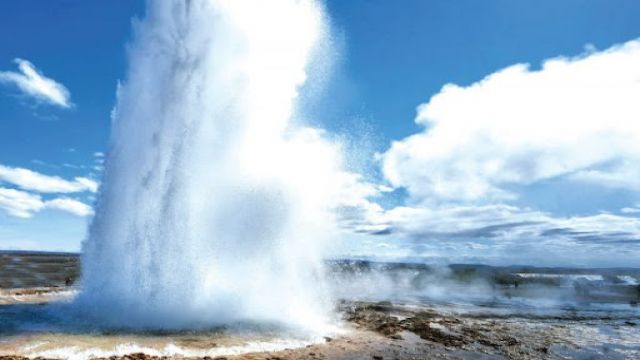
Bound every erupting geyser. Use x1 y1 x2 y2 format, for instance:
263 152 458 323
77 0 341 330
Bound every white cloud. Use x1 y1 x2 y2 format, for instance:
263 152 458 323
621 206 640 214
0 187 45 218
341 202 640 266
337 39 640 266
0 58 72 108
0 164 98 193
382 39 640 203
46 197 94 217
91 152 105 173
378 204 640 243
333 172 391 234
0 187 92 218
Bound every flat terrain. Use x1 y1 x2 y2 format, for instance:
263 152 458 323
0 251 78 288
1 291 638 359
0 252 639 359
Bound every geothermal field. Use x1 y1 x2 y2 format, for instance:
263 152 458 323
1 0 640 359
0 252 639 359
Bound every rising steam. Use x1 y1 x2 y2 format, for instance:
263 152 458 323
77 0 341 331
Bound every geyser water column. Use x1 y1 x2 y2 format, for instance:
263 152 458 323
78 0 340 330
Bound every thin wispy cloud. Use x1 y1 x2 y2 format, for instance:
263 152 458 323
0 163 96 218
621 206 640 214
45 197 94 217
0 187 92 218
0 187 45 218
338 197 640 266
0 164 98 193
0 58 72 108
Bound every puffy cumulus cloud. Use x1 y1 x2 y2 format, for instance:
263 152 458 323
0 187 93 218
337 40 640 266
0 58 72 108
382 39 640 203
0 165 98 193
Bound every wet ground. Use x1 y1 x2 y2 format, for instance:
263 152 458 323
1 290 638 359
1 252 639 359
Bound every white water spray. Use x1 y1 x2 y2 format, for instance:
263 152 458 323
78 0 341 330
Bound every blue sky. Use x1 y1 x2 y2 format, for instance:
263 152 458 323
1 1 640 266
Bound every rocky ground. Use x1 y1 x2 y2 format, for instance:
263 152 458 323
2 296 638 359
1 253 639 359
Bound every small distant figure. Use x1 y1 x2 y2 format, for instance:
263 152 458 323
632 285 640 307
65 277 73 286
